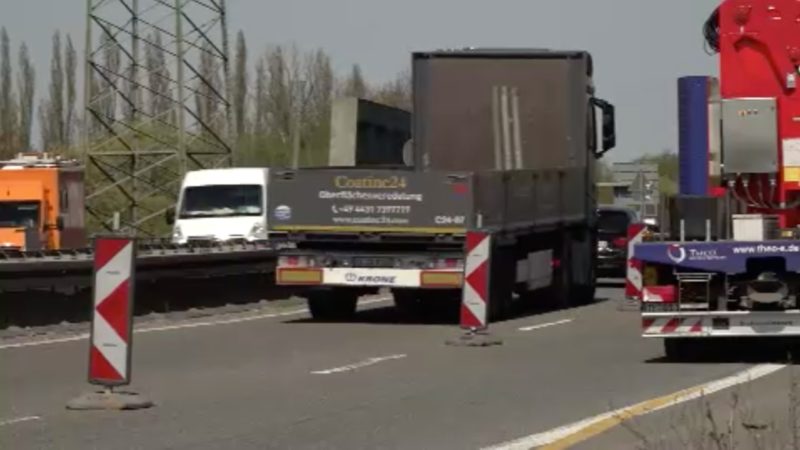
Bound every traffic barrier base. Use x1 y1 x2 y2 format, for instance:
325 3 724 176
67 235 153 411
67 388 153 410
446 328 503 347
446 231 502 347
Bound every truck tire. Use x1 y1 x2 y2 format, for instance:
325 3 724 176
393 289 460 320
488 248 514 322
393 289 423 318
573 228 597 305
307 289 358 321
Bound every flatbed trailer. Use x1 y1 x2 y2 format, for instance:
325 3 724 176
270 165 598 320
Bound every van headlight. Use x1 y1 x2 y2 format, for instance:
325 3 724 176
248 222 267 240
172 225 183 243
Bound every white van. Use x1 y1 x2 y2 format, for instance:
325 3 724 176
168 168 270 245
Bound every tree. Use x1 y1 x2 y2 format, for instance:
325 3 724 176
38 99 51 151
195 41 222 134
64 35 77 146
39 31 65 151
98 32 121 129
595 158 614 182
265 45 291 141
0 27 16 157
145 31 171 120
300 49 334 165
635 150 679 196
232 30 248 138
371 69 412 111
342 64 367 98
253 57 268 135
16 42 34 151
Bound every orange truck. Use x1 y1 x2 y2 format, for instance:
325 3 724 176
0 153 86 251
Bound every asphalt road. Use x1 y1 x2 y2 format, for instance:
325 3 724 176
1 283 795 449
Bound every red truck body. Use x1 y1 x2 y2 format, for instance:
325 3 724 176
718 0 800 227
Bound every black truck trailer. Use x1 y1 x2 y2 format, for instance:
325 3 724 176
269 48 616 320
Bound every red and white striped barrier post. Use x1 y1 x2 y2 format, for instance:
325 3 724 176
67 235 152 410
447 230 502 347
625 223 647 301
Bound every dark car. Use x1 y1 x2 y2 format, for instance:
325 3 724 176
596 206 640 277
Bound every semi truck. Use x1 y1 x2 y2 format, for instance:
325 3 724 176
270 48 616 320
633 0 800 359
0 153 86 251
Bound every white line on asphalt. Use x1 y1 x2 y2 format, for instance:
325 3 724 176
517 318 573 332
311 354 407 375
0 297 392 350
0 416 41 427
482 363 786 450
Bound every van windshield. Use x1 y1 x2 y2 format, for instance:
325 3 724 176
179 185 263 219
0 201 40 228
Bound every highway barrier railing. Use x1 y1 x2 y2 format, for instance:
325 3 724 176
1 238 288 292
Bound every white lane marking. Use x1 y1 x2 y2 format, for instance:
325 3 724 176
482 363 786 450
311 354 407 375
0 416 41 427
517 318 573 332
0 297 391 350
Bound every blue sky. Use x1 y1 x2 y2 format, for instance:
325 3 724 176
1 0 720 161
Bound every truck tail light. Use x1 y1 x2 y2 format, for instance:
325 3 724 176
279 255 313 267
613 237 628 249
433 258 463 269
642 286 676 303
420 271 463 287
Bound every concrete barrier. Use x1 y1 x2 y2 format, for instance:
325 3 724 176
329 97 411 167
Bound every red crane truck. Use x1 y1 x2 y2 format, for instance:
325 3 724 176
633 0 800 359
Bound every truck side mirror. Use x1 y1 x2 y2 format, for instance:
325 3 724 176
165 208 175 225
591 97 616 157
56 215 65 231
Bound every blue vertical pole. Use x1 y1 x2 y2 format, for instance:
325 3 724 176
678 76 711 196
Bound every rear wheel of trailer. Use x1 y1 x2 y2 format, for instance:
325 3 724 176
392 289 460 320
306 289 359 321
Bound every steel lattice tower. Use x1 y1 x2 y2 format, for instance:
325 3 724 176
83 0 232 235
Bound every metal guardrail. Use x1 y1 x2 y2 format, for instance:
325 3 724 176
0 239 294 292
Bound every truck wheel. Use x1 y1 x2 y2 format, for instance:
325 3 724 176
393 289 423 318
307 290 358 321
574 230 597 305
488 249 514 322
393 289 460 320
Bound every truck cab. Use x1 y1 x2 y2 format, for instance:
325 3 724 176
0 153 85 251
168 168 271 245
